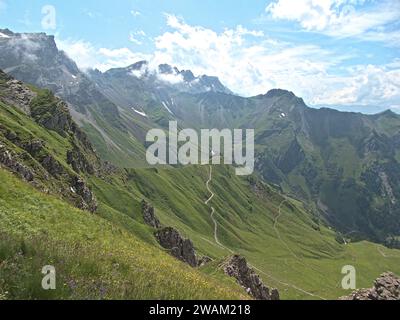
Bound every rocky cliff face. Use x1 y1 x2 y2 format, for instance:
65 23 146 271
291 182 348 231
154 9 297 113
71 176 97 212
0 29 97 115
141 200 162 229
0 71 36 114
0 143 35 182
340 272 400 300
0 70 98 212
224 255 280 300
155 227 198 267
142 200 213 268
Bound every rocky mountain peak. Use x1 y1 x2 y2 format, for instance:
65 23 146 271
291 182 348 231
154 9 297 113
0 29 14 38
101 59 232 95
128 60 148 71
264 88 296 99
180 69 195 82
375 109 399 119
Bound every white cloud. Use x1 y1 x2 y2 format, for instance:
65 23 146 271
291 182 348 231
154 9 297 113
157 72 184 84
56 14 400 109
57 38 150 72
130 64 147 78
266 0 400 41
57 39 97 70
312 64 400 106
149 14 400 108
129 30 146 45
4 33 41 62
151 15 339 96
129 34 142 45
131 10 141 17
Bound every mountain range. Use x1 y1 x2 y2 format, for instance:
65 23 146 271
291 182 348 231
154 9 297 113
0 28 399 300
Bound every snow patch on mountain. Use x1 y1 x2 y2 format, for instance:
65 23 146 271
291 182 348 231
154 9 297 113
162 101 174 115
132 107 147 117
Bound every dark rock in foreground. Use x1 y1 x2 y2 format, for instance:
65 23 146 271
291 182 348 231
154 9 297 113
71 176 97 213
155 227 197 267
141 200 162 229
198 256 212 267
224 255 279 300
0 143 34 182
340 272 400 300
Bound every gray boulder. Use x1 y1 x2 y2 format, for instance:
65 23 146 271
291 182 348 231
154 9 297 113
340 272 400 300
141 200 161 229
71 176 97 213
155 227 197 267
0 143 34 181
224 255 280 300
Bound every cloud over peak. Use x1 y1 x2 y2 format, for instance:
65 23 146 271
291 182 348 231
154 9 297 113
266 0 400 40
56 10 400 109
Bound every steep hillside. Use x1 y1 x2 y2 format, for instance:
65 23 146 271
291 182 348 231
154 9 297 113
0 168 248 300
0 29 149 167
245 90 400 244
0 70 99 211
89 163 400 300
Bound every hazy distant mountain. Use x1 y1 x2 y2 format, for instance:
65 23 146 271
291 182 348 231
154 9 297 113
87 60 233 119
314 104 399 115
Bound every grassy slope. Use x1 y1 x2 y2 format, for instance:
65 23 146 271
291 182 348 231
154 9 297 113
91 164 400 300
0 168 248 300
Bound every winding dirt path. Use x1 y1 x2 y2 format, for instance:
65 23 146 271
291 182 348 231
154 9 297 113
377 245 400 258
205 165 233 253
203 164 326 299
273 197 338 286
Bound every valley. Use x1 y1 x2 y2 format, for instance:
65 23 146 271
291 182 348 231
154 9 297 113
0 28 399 301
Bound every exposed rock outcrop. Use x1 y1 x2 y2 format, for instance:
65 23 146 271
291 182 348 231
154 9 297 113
41 155 64 177
71 176 97 213
30 97 74 137
198 256 212 267
23 139 45 155
340 272 400 300
141 200 162 229
155 227 197 267
379 171 396 205
224 255 280 300
0 143 34 181
141 201 210 268
67 146 95 175
0 70 36 114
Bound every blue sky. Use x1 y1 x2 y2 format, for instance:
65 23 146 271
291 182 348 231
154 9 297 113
0 0 399 112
